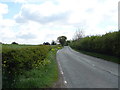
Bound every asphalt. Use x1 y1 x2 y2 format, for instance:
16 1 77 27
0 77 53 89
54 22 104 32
56 46 119 88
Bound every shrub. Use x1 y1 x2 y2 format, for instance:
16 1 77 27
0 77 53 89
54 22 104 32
70 31 120 57
2 45 51 88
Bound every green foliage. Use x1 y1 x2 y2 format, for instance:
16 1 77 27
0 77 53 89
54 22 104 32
2 44 62 88
14 48 59 88
43 42 50 45
70 31 120 58
2 45 52 88
57 36 67 46
11 42 18 45
51 40 57 45
76 50 119 64
65 40 71 46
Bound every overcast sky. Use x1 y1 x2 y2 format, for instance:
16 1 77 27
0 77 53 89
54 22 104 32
0 0 119 44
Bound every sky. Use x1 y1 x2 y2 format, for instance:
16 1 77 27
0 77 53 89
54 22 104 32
0 0 119 44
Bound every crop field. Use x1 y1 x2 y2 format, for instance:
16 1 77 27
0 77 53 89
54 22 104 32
2 44 61 88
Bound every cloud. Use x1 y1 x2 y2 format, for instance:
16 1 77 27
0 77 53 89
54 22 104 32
14 14 27 23
0 3 8 15
17 33 36 39
0 3 8 22
0 3 16 43
1 0 58 4
0 0 119 44
14 2 70 24
118 2 120 30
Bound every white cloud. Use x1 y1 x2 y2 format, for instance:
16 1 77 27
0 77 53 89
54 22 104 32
0 3 8 23
0 19 16 27
0 0 119 44
0 3 18 43
14 0 27 3
0 3 8 15
67 0 118 35
12 21 75 44
14 2 70 24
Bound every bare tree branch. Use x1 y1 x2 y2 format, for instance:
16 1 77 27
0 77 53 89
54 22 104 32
73 28 85 40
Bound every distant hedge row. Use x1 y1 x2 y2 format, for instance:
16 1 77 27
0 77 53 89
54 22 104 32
2 45 51 87
70 31 120 57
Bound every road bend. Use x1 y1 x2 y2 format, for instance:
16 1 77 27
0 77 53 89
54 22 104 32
57 46 119 88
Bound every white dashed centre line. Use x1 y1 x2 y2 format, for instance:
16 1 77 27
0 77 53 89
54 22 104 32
61 71 63 74
64 81 67 84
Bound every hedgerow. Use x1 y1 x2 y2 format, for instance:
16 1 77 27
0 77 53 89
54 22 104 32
2 45 52 88
14 46 61 88
70 31 120 57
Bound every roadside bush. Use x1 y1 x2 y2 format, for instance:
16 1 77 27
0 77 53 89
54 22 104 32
70 31 120 57
2 45 51 88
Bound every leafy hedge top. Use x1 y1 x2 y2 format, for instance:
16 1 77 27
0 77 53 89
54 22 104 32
2 45 52 87
70 31 120 57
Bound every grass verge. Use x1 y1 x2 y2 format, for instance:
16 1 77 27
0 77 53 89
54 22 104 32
14 49 59 88
73 49 119 64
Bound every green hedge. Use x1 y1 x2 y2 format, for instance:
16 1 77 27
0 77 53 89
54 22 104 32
2 45 51 88
70 31 120 57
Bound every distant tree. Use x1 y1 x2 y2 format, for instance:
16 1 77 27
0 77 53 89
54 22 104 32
12 42 18 45
43 42 50 45
51 40 56 45
73 28 84 40
65 40 71 46
57 36 67 46
0 42 2 44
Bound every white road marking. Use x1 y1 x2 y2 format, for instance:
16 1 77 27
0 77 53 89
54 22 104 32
58 63 60 66
64 81 67 84
58 61 64 75
61 71 63 74
57 59 68 86
57 50 60 53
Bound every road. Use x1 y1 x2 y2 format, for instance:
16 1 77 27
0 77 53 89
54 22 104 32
57 46 119 88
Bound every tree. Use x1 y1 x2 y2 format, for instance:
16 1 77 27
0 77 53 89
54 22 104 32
65 40 71 46
51 40 56 45
43 42 50 45
12 42 18 45
57 36 67 46
73 28 84 40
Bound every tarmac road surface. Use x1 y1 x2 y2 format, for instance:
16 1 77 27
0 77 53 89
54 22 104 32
57 46 119 88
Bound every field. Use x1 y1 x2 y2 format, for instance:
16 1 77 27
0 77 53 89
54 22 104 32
2 44 61 88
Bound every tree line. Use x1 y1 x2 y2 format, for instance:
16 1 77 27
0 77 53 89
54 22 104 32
6 36 69 46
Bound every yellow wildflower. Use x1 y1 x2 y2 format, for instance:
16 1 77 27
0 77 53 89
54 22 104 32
4 61 6 63
51 48 55 51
